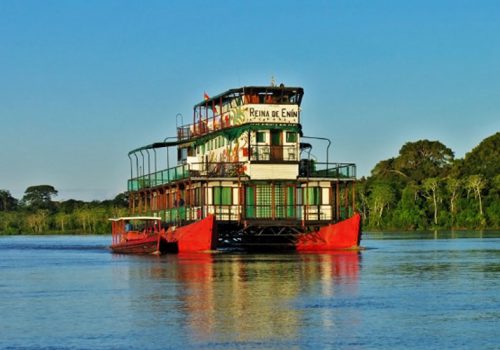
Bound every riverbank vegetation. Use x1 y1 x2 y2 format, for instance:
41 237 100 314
0 186 128 234
357 132 499 230
1 132 498 234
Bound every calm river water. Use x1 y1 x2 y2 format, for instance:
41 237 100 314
0 232 499 350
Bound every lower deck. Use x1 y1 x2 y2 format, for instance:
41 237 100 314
128 177 356 229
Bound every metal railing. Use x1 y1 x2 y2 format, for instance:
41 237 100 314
299 161 356 179
177 114 233 141
128 162 246 191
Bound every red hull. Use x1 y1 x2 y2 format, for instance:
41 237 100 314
296 213 362 251
110 215 216 255
110 235 165 255
166 215 217 253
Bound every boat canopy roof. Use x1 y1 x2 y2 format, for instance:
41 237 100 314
194 85 304 107
109 216 162 222
128 140 181 156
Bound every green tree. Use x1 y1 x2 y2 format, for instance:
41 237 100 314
422 177 441 226
368 182 395 227
456 132 500 178
22 185 58 211
25 210 50 233
485 174 500 227
394 140 454 182
0 190 18 211
445 177 462 226
355 179 370 225
466 175 486 218
391 182 426 230
0 211 22 234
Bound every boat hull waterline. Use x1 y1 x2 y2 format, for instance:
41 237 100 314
110 214 361 255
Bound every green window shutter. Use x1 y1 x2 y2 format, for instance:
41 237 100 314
214 187 221 205
286 132 297 142
222 187 231 205
306 187 320 205
286 186 295 218
214 187 232 205
256 132 265 143
246 186 255 218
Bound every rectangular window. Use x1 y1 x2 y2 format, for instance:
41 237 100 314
213 187 232 205
305 187 320 205
245 186 255 218
286 132 297 143
194 187 201 206
256 185 272 217
256 131 266 143
274 184 284 218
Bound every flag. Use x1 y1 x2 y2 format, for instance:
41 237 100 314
204 92 209 101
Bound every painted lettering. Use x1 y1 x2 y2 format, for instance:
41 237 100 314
281 108 298 118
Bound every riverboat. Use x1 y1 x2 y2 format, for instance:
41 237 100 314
111 84 361 254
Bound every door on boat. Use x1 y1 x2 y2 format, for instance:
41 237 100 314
270 130 283 161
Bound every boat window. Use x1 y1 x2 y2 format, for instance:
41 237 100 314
193 187 201 206
256 131 266 143
286 132 297 143
256 185 272 217
213 187 232 205
178 148 188 162
305 187 320 205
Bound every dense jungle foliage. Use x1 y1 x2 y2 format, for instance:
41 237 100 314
357 132 499 230
0 186 128 234
0 132 498 234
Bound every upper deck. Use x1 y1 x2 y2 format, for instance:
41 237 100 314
126 84 357 191
177 86 304 142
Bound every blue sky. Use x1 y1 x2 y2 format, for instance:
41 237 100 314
1 0 499 201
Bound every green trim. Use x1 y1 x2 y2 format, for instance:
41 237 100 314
193 124 301 146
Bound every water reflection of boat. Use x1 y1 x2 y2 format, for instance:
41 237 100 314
113 85 361 254
128 251 361 342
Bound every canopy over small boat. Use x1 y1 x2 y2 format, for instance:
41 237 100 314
109 216 162 222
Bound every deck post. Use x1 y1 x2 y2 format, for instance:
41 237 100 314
336 181 340 221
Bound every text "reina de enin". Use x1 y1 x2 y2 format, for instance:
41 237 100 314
248 107 298 118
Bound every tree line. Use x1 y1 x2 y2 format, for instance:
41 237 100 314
1 132 498 234
0 186 128 234
356 132 499 230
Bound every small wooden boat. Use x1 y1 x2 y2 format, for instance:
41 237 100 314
109 216 166 255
